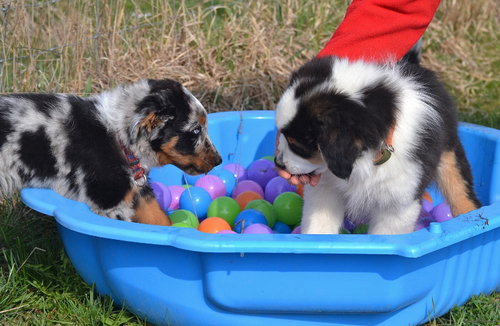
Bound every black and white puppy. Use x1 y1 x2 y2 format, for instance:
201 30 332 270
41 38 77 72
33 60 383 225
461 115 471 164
274 53 481 234
0 79 222 226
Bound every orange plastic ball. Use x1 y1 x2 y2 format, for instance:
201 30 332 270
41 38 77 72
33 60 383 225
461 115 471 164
296 183 304 198
235 191 263 211
198 217 232 234
422 191 433 204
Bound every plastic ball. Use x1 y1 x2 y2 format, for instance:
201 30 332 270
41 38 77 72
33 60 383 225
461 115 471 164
179 186 212 220
422 198 433 213
182 173 203 185
222 163 247 182
422 191 433 204
232 180 264 198
415 209 437 231
167 185 186 210
209 167 237 196
206 196 241 226
342 218 357 233
198 217 232 233
195 175 226 200
233 209 268 233
247 159 279 190
291 225 302 234
353 224 369 234
273 192 303 226
431 201 453 223
217 229 237 234
296 183 304 198
264 176 297 204
149 182 172 212
235 191 263 211
243 223 274 234
272 221 292 234
169 209 200 228
182 184 193 190
171 222 194 228
244 199 276 228
261 155 274 162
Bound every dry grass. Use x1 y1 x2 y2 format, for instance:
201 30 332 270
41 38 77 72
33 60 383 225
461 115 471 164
1 0 498 121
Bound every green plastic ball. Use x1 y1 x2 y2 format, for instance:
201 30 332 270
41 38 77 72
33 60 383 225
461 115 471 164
172 222 194 228
273 191 303 226
244 199 277 228
206 196 241 226
261 155 274 162
169 209 199 228
353 224 369 234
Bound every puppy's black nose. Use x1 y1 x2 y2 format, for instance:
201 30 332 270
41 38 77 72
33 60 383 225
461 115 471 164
274 156 286 170
215 153 223 166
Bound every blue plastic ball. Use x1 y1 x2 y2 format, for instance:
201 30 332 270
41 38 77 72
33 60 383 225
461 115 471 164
179 186 212 220
272 221 292 234
182 173 203 186
233 209 268 233
208 167 237 196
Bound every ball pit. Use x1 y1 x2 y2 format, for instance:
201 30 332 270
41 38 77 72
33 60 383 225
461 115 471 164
20 110 500 326
247 159 279 190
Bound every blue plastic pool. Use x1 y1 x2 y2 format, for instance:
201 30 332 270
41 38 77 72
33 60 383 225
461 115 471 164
21 110 500 326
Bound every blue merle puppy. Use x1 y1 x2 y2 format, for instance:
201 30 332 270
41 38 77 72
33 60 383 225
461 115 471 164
0 79 222 226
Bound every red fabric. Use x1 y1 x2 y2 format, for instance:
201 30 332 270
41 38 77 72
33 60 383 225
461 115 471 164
316 0 441 62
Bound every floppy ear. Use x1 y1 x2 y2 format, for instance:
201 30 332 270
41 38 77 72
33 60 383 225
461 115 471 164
136 91 176 134
315 96 366 180
318 129 363 180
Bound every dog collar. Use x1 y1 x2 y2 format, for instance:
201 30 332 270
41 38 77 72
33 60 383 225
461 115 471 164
373 124 395 166
120 140 147 186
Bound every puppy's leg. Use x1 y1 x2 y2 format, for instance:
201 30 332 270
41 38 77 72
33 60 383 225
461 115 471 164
436 145 481 217
300 180 345 234
368 200 421 234
132 186 173 226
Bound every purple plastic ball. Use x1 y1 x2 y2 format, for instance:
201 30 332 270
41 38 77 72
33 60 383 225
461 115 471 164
222 163 247 182
217 229 237 234
342 218 357 233
422 198 433 213
415 209 437 231
195 175 226 200
292 225 302 234
232 180 264 198
243 223 274 234
247 159 279 190
264 176 297 204
431 201 453 223
167 185 186 210
149 182 172 211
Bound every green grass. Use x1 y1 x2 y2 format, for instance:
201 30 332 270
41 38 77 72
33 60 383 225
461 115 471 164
1 0 499 325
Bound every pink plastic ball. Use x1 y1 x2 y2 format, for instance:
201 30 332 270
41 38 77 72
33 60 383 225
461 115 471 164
150 182 172 211
232 180 264 198
167 185 186 210
247 159 279 190
195 175 226 200
242 223 274 234
264 176 297 204
222 163 247 182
